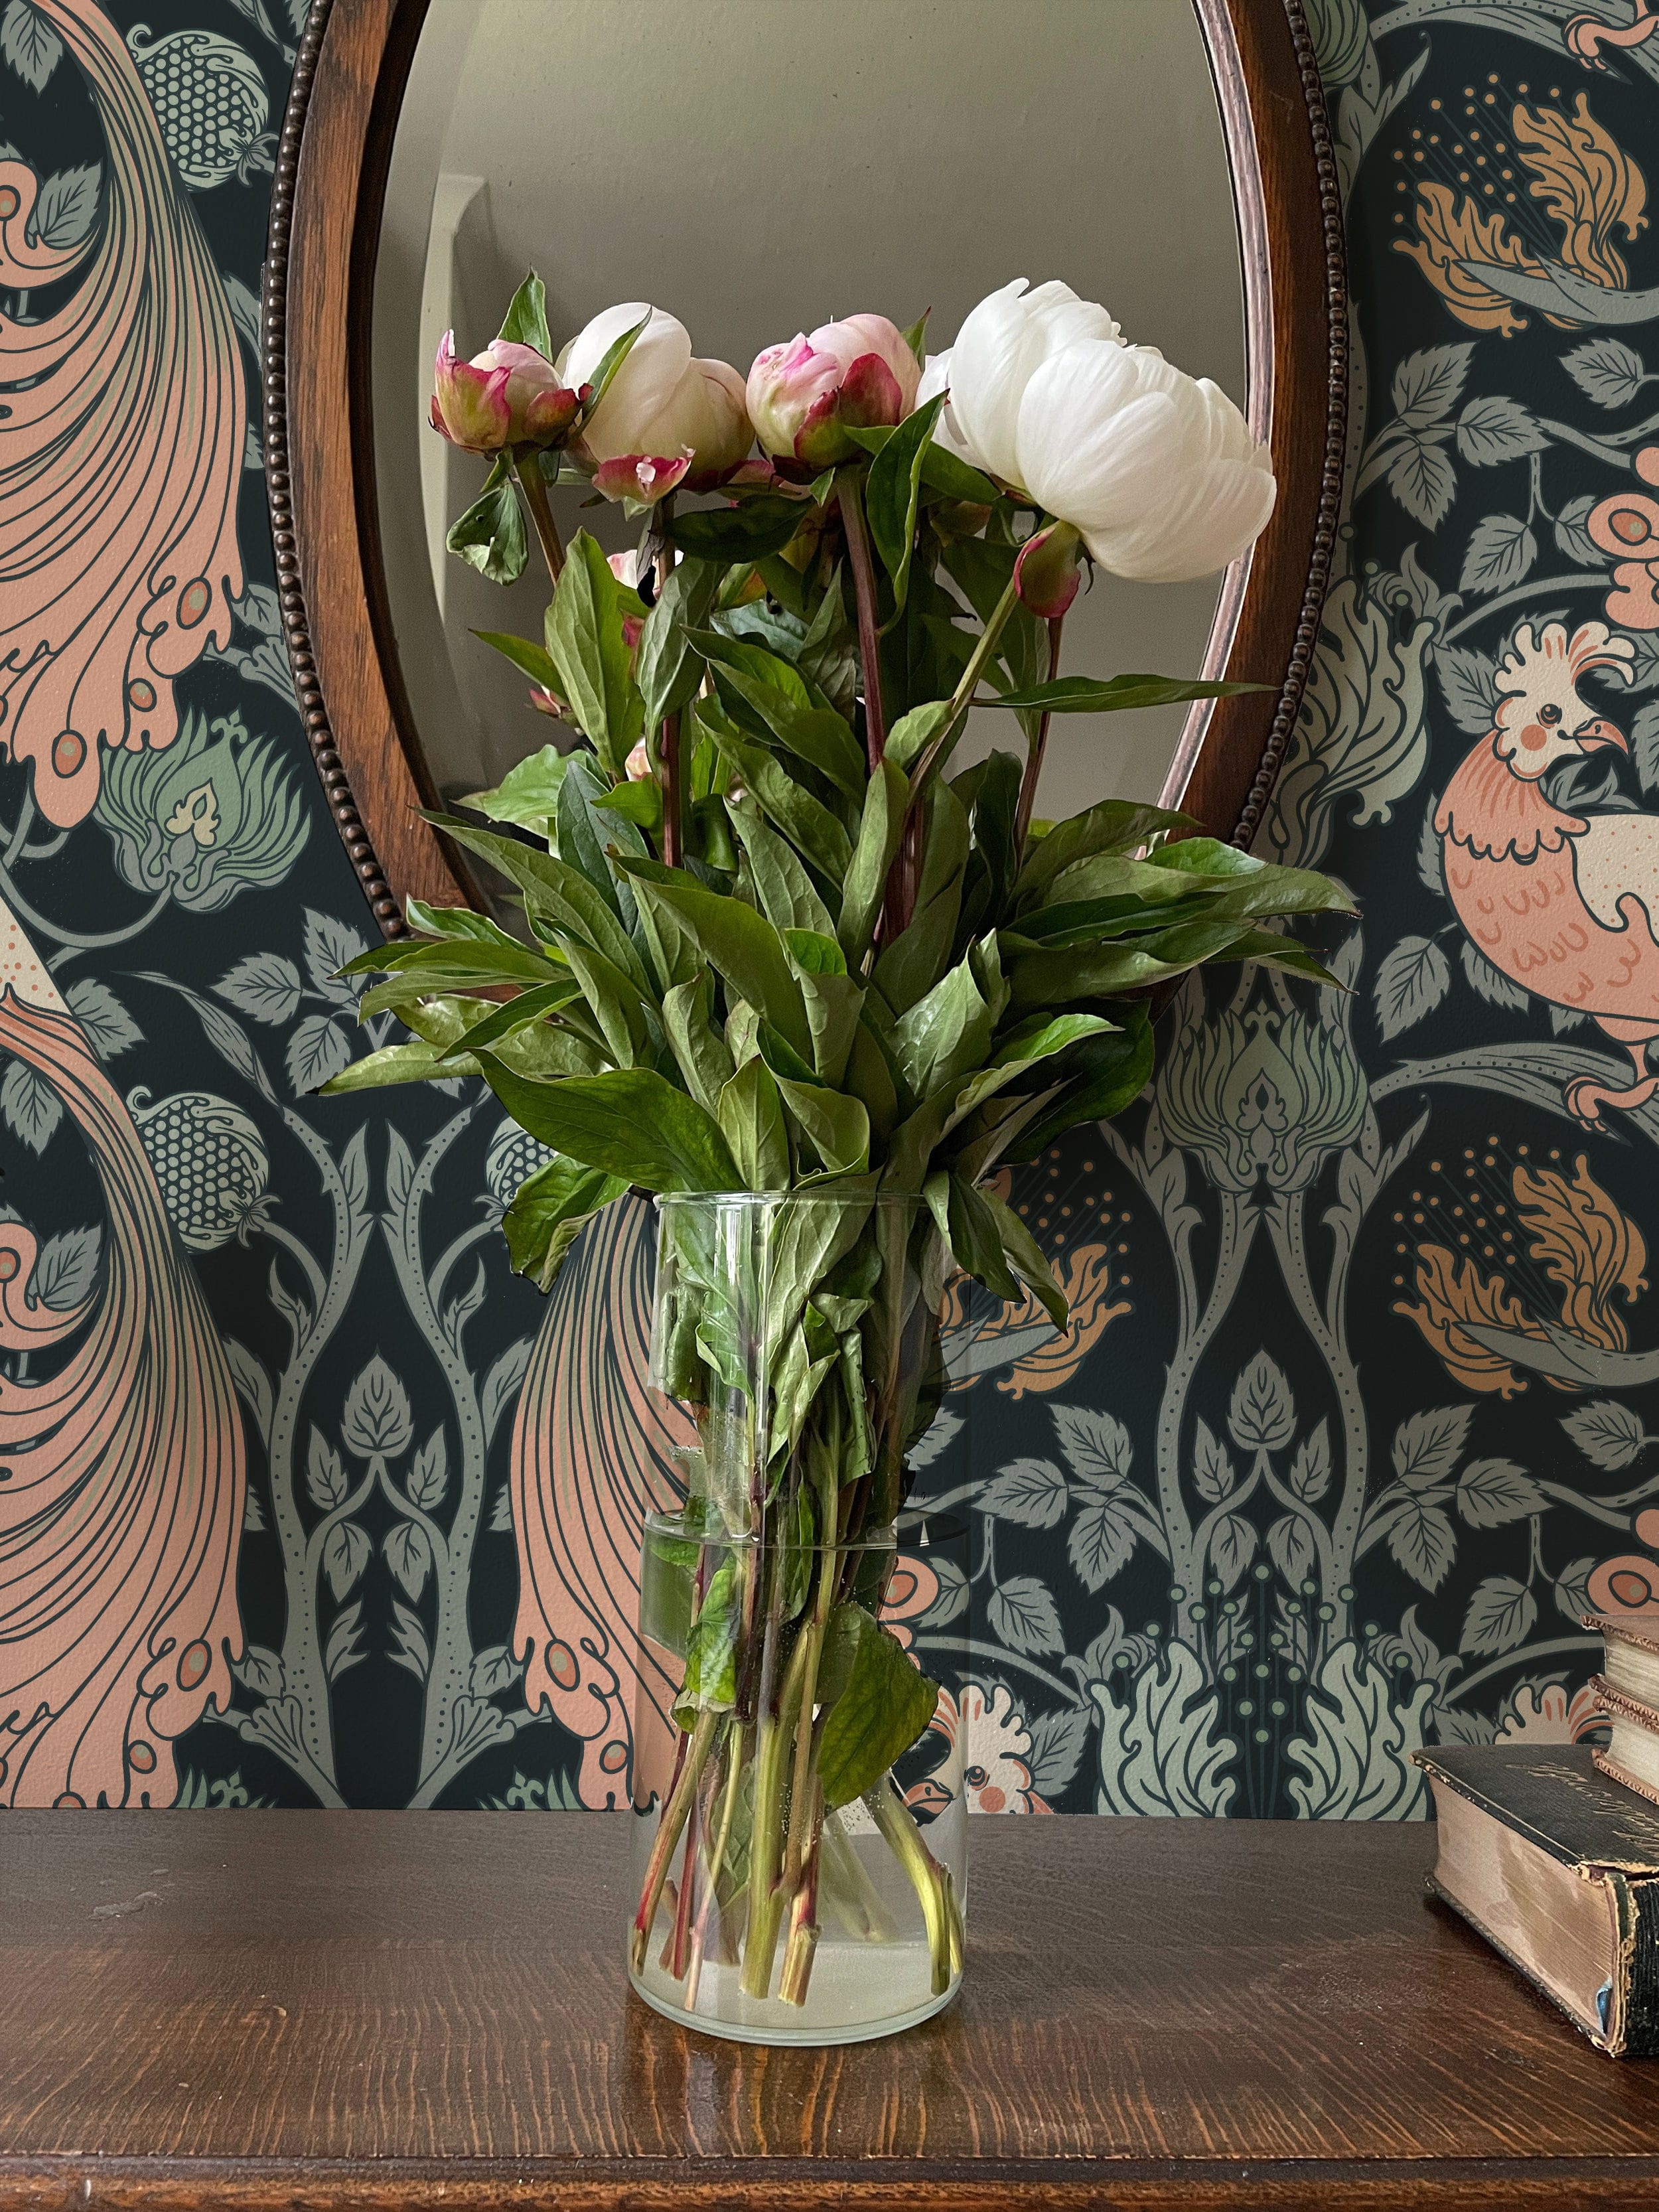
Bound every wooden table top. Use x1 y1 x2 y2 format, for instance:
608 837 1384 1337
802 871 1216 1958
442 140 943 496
3 1811 1659 2209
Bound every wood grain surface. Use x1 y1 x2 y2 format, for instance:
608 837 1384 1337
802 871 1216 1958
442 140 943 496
3 1813 1659 2209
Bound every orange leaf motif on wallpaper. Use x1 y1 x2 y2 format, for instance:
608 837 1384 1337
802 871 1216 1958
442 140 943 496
1395 92 1647 334
1392 1244 1544 1398
1395 1153 1646 1396
1514 1153 1647 1351
1513 94 1647 289
941 1240 1131 1402
0 0 245 826
1396 183 1536 338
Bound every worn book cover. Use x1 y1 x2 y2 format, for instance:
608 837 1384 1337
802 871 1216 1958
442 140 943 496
1413 1745 1659 2056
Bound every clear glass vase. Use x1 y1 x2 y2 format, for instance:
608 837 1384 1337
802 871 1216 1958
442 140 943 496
627 1190 968 2047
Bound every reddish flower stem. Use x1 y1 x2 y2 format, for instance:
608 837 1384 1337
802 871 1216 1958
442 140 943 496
660 709 684 868
1013 615 1066 855
652 511 684 867
836 475 888 773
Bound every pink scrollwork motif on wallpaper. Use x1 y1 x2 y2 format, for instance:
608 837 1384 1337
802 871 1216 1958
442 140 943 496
0 0 244 826
0 930 246 1806
509 1200 687 1810
0 0 251 1805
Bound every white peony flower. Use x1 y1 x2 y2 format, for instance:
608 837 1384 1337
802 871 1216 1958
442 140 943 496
938 278 1275 584
944 278 1122 488
914 349 977 465
1015 340 1277 583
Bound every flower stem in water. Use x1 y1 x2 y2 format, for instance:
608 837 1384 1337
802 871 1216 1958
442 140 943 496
867 1774 957 1998
631 1708 720 1974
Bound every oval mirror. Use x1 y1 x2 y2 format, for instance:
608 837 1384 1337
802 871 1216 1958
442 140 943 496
271 0 1342 929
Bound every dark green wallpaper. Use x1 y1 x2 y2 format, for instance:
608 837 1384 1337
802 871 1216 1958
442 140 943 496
1 0 1656 1816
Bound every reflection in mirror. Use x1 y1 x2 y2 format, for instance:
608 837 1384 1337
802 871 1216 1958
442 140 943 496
374 0 1246 831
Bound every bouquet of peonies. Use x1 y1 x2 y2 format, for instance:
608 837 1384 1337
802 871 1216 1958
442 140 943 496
327 275 1349 2019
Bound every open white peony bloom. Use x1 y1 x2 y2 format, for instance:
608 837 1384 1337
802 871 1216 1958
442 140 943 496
1014 340 1275 583
914 350 977 465
944 279 1122 488
937 279 1275 584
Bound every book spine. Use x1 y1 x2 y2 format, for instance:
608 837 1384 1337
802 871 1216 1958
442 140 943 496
1623 1874 1659 2057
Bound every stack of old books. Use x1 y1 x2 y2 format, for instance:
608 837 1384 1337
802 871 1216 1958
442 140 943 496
1414 1613 1659 2058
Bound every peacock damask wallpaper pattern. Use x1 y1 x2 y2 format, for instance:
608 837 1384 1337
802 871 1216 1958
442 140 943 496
3 0 1659 1816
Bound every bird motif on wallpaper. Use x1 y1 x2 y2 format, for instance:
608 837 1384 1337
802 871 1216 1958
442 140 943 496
1432 619 1659 1125
508 1197 686 1812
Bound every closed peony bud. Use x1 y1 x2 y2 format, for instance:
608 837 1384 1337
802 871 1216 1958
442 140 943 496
648 357 755 490
559 303 693 463
429 331 581 453
559 305 752 504
747 313 921 471
1013 519 1084 618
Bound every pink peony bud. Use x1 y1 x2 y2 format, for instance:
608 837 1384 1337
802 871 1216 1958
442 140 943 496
746 313 922 471
1014 519 1084 619
625 737 654 780
429 331 582 454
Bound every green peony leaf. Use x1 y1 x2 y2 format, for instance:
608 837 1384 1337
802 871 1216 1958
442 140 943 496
981 1187 1069 1329
543 532 642 779
729 799 836 938
619 857 813 1061
474 1062 741 1192
459 741 569 831
997 1007 1154 1164
495 269 551 355
772 1069 870 1175
863 393 944 613
837 761 908 970
666 496 809 564
661 970 735 1114
717 1055 791 1189
924 1167 1021 1305
705 654 866 800
445 460 527 585
431 979 581 1063
816 1603 940 1809
638 557 721 731
502 1153 628 1290
988 674 1269 714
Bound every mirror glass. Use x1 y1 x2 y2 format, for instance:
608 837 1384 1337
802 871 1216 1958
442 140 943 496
374 0 1247 830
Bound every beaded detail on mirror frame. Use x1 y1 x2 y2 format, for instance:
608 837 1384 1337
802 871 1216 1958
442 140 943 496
265 0 1348 934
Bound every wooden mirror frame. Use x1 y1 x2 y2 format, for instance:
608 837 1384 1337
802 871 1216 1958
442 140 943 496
267 0 1345 936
